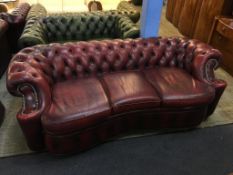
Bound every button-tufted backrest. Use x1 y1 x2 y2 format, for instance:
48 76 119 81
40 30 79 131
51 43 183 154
49 10 140 23
18 11 139 49
10 37 215 86
41 13 126 42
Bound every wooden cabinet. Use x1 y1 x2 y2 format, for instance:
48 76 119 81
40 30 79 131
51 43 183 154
166 0 233 42
166 0 174 22
172 0 184 27
177 0 201 37
209 17 233 76
193 0 229 42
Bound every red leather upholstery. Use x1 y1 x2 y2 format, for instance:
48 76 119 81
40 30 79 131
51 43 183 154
144 68 215 107
7 37 226 154
43 78 111 135
102 71 160 113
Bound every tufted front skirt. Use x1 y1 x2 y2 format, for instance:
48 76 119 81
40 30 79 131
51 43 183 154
42 67 215 154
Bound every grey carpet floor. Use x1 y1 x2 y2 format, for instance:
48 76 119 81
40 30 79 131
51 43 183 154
0 124 233 175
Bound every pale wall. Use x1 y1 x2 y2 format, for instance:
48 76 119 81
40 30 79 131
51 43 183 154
19 0 124 12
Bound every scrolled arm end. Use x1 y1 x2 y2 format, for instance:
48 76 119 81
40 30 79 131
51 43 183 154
192 47 223 84
187 42 227 116
7 53 51 110
7 53 51 150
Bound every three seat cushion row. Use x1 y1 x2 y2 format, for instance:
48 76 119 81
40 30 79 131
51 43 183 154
42 67 215 135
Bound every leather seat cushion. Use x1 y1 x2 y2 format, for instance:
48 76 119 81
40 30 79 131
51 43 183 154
42 78 111 135
102 71 161 113
144 67 215 107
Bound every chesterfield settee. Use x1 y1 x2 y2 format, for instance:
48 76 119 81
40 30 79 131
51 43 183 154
18 11 140 49
7 37 226 155
18 3 140 49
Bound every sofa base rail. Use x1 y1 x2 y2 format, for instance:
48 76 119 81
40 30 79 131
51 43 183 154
44 106 207 155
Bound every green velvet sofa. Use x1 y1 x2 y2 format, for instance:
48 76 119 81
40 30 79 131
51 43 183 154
18 11 140 49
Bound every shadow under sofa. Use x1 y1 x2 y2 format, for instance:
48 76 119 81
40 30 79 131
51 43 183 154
7 37 226 155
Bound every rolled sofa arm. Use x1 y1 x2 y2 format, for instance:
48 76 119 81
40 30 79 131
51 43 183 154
179 39 227 116
116 16 140 39
18 21 47 49
7 51 51 150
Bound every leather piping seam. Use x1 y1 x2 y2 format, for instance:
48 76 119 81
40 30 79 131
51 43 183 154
98 77 114 114
141 70 163 101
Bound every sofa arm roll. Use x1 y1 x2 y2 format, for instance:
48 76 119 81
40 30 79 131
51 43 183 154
191 47 223 83
188 42 227 115
7 52 51 108
18 22 47 49
116 16 140 39
7 53 51 150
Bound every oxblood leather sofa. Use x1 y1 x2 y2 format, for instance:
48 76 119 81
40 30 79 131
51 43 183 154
0 19 11 77
18 12 140 49
7 37 226 155
0 3 30 52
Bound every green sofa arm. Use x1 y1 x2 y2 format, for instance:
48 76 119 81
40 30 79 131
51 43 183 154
117 16 140 39
18 22 47 49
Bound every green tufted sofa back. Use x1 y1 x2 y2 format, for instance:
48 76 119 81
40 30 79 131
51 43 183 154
18 12 140 49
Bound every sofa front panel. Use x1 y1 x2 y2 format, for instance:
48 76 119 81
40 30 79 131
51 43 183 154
45 106 207 155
